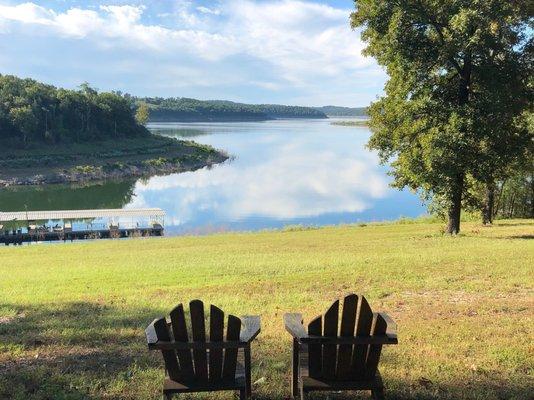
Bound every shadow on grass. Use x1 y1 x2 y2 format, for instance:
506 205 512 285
0 301 165 399
0 302 531 399
503 234 534 240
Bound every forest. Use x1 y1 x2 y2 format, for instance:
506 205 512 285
136 97 327 122
315 105 367 116
0 74 147 148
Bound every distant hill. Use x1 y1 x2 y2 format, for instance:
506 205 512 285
315 106 368 117
137 97 327 122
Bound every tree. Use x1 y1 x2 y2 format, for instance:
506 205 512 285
135 102 150 126
0 74 148 146
351 0 533 234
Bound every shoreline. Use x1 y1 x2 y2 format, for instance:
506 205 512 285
0 136 229 188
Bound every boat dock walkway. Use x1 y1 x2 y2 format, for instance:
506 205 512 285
0 208 165 245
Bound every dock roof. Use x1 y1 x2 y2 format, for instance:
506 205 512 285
0 208 165 222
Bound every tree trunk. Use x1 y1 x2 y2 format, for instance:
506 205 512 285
446 173 464 234
482 182 495 225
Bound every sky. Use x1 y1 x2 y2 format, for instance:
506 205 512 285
0 0 386 107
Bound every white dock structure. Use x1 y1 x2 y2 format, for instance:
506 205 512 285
0 208 165 245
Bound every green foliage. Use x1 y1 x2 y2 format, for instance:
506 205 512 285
351 0 533 233
72 165 100 174
134 97 327 122
142 157 169 167
494 168 534 219
134 102 149 126
315 106 368 116
0 75 148 147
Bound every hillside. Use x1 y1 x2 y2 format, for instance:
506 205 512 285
137 97 327 122
0 75 228 186
316 105 368 116
1 219 532 399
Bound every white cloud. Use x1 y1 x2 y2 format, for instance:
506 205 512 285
131 128 388 221
196 6 220 15
0 1 383 105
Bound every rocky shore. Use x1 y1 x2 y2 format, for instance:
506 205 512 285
0 153 228 188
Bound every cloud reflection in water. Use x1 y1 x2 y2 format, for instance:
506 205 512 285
127 120 424 234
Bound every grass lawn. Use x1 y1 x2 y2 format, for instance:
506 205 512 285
0 220 533 399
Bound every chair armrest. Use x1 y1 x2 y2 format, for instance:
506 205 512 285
145 318 161 348
284 313 309 340
240 315 261 343
378 312 398 342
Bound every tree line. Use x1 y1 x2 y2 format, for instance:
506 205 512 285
0 75 147 147
315 106 368 117
352 0 533 232
134 97 327 122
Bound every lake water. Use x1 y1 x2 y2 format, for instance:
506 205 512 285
0 119 426 235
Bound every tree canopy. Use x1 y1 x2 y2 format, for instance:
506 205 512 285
352 0 533 233
0 75 148 147
136 97 327 122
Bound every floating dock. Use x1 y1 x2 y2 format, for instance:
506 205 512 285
0 208 165 245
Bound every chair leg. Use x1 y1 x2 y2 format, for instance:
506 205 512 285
291 338 299 398
371 387 385 400
239 388 247 400
245 346 252 398
299 389 307 400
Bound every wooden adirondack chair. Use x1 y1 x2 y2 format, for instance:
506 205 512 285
284 294 398 399
146 300 261 399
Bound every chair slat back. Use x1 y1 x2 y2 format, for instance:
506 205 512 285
307 316 322 377
209 305 225 381
336 294 358 379
153 317 181 380
222 315 241 379
351 296 373 378
170 304 194 380
322 300 339 379
153 300 242 383
306 294 385 381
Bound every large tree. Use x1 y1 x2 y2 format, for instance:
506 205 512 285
351 0 533 233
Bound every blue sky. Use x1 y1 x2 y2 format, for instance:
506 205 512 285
0 0 386 106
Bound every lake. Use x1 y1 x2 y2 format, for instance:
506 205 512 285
0 119 426 235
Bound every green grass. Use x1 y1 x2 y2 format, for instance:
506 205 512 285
0 220 533 399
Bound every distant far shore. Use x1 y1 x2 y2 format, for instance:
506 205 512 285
331 119 369 127
147 115 327 123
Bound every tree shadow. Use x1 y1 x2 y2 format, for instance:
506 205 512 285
503 234 534 240
1 302 531 399
0 301 165 399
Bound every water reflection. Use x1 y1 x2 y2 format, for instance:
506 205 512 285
0 180 136 211
0 120 425 235
140 120 425 234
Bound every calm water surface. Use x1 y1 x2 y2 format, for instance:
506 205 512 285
0 119 426 235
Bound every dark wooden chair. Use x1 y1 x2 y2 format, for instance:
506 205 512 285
284 294 398 399
146 300 261 399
